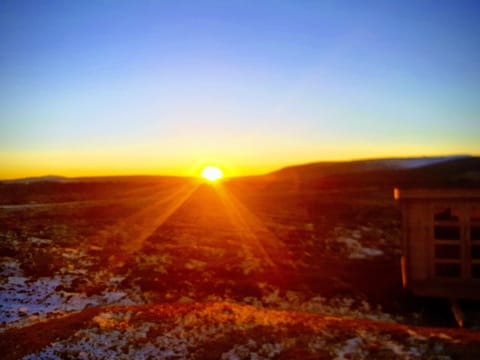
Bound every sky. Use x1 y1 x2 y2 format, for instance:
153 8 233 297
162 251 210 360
1 0 479 179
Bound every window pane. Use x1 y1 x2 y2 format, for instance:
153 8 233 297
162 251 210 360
434 208 459 221
472 265 480 278
435 245 460 259
471 226 480 241
435 263 461 278
434 225 460 240
472 246 480 259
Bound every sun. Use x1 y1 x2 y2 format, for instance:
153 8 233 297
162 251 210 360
201 166 223 182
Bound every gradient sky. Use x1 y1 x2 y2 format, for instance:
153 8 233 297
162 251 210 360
1 1 479 179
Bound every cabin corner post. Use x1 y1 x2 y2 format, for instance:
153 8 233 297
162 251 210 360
394 188 409 289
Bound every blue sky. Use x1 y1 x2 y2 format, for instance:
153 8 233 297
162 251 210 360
0 1 479 177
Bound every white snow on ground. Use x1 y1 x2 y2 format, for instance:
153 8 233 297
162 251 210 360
381 156 470 169
332 226 385 259
22 318 173 360
21 304 444 360
299 296 394 322
0 258 142 332
332 329 436 360
23 308 231 360
254 287 397 322
0 259 21 277
0 242 394 334
335 337 365 359
337 236 384 259
221 341 283 359
0 223 399 355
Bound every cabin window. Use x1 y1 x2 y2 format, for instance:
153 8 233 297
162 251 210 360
471 208 480 279
434 208 460 240
435 244 461 259
472 245 480 260
434 208 459 221
434 225 460 240
435 263 461 278
433 207 462 278
471 226 480 241
472 265 480 278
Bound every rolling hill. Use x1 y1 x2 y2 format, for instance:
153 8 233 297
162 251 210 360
263 156 480 188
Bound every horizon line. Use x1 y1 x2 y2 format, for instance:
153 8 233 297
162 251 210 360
1 153 476 182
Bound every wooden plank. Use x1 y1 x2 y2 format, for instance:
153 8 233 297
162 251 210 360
408 201 429 281
395 188 480 200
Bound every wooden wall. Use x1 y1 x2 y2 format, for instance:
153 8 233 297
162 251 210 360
404 200 430 281
397 188 480 299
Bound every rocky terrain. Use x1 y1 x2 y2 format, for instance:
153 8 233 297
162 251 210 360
1 158 479 359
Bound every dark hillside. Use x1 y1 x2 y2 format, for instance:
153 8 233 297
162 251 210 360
261 157 480 189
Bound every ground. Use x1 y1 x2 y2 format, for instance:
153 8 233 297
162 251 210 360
0 175 479 359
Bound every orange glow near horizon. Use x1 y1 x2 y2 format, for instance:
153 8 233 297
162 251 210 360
0 145 478 181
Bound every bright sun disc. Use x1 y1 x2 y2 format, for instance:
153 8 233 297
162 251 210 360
201 166 223 181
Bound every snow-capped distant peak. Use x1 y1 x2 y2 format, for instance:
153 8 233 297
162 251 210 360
374 155 472 169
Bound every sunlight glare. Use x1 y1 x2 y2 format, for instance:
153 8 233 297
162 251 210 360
201 166 223 182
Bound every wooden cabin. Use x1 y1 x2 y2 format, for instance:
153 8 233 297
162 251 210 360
395 188 480 299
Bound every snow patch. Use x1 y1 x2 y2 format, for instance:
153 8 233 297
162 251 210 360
0 259 142 331
337 236 383 259
335 337 365 359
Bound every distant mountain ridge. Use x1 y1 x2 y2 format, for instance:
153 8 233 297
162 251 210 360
1 175 69 184
266 155 480 188
351 155 473 170
271 155 473 175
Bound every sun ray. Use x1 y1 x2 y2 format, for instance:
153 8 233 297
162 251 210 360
214 183 293 270
88 179 202 269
